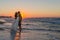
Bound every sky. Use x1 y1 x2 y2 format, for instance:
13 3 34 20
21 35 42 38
0 0 60 18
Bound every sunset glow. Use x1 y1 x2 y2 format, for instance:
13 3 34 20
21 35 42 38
0 0 60 18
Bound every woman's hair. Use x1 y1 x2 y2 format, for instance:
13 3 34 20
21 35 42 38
15 12 18 19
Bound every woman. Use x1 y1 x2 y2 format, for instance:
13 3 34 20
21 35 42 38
11 11 21 40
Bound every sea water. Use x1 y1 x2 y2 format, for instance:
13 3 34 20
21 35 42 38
0 18 60 40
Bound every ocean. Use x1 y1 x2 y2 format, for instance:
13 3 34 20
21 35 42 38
0 18 60 40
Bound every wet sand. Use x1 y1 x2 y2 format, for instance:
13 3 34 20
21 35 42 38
0 28 60 40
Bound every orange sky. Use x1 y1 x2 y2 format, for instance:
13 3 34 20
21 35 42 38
0 9 60 19
0 0 60 18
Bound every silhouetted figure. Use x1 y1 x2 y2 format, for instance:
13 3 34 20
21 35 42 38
11 12 19 40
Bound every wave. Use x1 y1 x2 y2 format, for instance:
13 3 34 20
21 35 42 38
23 18 60 25
22 28 60 32
0 27 60 32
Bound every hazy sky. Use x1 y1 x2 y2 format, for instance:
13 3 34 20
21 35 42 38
0 0 60 18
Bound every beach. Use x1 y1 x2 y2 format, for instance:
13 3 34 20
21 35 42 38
0 18 60 40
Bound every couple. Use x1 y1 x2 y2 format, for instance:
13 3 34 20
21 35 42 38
14 11 22 32
11 11 22 40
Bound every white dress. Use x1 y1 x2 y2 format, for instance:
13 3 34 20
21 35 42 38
11 17 19 31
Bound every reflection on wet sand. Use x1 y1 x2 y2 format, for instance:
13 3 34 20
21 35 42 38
15 31 21 40
10 30 21 40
